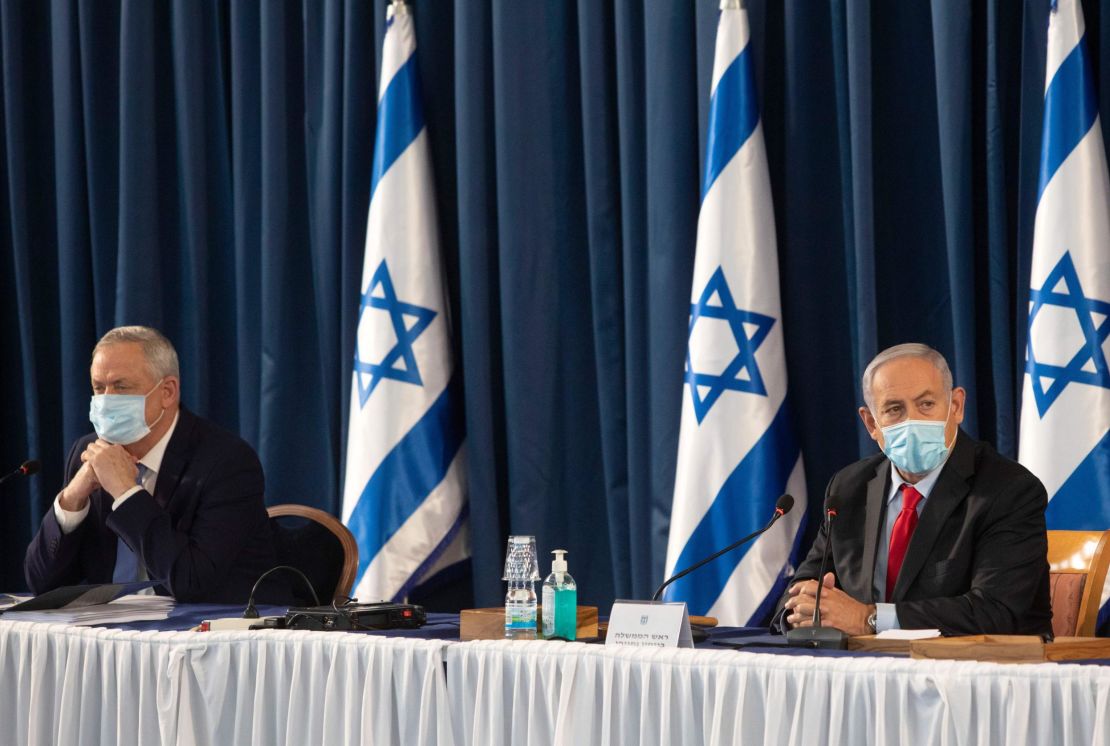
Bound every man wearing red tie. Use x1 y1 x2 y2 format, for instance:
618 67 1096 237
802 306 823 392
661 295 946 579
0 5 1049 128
781 343 1052 637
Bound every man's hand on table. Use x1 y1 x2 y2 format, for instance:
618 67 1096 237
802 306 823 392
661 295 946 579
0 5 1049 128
784 572 875 636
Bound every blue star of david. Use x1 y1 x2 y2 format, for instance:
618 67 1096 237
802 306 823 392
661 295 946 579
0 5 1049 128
353 259 437 407
1026 251 1110 417
685 266 776 423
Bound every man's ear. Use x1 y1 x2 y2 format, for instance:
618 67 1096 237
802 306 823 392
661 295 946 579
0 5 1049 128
950 386 966 424
858 406 881 445
160 376 180 408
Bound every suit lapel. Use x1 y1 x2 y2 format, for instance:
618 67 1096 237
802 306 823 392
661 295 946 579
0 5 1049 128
861 463 889 603
892 429 974 600
153 409 195 511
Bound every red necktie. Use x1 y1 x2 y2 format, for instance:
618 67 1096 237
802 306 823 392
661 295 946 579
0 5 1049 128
886 484 923 600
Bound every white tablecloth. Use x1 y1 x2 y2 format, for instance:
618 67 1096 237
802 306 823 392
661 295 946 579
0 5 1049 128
9 620 1110 746
0 621 452 746
446 639 1110 746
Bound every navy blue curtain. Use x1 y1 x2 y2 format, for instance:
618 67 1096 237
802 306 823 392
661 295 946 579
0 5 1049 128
1 0 1108 613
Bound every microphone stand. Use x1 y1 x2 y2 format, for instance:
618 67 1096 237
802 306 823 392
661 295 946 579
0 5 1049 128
653 497 792 601
786 506 849 649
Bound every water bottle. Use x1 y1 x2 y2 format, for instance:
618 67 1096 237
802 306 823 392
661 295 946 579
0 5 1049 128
505 579 538 640
503 535 539 640
541 549 577 640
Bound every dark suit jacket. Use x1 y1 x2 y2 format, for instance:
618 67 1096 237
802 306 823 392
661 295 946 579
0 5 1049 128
25 407 287 604
779 430 1052 636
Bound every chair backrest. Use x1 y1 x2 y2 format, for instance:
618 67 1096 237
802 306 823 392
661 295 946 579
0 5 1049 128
1046 529 1110 637
267 504 359 604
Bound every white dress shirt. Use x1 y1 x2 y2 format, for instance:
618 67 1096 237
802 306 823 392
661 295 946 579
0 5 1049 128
872 447 951 632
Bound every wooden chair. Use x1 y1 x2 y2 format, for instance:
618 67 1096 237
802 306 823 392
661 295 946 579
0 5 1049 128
1047 529 1110 637
267 504 359 604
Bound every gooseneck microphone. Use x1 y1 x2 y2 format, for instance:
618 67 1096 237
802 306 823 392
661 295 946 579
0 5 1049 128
811 502 838 628
0 459 41 487
786 497 849 649
652 494 794 602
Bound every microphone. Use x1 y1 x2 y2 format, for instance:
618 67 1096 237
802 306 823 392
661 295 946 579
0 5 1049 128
786 497 849 649
653 494 794 602
0 459 41 487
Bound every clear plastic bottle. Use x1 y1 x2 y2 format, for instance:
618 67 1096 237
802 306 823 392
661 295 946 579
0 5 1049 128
504 579 537 639
503 535 539 639
541 549 577 640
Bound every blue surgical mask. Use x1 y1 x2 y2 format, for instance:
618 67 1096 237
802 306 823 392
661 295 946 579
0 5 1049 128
89 379 165 445
880 405 954 475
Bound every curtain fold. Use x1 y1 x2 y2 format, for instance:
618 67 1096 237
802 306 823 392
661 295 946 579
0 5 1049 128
576 0 632 597
1 0 1108 611
453 0 506 606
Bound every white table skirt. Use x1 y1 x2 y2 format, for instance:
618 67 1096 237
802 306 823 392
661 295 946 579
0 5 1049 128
446 639 1110 746
0 621 452 746
8 621 1110 746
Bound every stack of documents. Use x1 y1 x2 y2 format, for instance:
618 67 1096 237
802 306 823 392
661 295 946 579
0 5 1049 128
0 582 173 626
1 594 173 625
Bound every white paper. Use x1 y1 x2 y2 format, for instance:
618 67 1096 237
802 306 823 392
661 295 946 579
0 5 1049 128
2 594 173 626
606 600 694 649
875 628 942 640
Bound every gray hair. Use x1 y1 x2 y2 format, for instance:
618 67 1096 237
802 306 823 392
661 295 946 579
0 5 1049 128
92 326 180 380
861 343 952 410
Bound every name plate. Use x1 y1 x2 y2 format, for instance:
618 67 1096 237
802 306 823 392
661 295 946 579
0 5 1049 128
606 600 693 649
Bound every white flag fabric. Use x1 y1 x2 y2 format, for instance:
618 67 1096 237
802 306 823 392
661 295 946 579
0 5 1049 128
1018 0 1110 630
342 1 468 603
663 1 806 626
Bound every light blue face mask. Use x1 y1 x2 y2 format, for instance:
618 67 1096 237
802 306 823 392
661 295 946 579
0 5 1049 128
880 404 954 475
89 379 165 445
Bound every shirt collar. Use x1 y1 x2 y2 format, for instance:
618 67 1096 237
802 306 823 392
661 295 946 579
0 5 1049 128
885 443 953 505
138 411 179 476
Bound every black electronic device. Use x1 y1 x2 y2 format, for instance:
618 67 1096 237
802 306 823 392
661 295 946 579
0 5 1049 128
283 602 427 631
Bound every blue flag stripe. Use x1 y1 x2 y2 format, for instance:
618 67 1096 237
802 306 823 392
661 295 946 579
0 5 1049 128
664 402 800 615
1037 35 1098 202
393 502 470 603
701 45 760 200
347 373 465 586
369 54 426 200
1045 428 1110 529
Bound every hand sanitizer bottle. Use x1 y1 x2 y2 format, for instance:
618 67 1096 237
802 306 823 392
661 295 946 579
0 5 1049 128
541 549 577 640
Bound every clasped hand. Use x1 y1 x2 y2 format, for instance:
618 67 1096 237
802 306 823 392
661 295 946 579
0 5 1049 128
60 440 139 510
783 572 873 636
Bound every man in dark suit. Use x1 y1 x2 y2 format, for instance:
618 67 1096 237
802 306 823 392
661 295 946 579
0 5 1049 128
25 326 285 604
781 343 1052 637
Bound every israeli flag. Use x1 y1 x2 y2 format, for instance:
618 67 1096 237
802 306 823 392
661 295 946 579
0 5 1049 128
663 0 806 626
1018 0 1110 630
342 1 468 603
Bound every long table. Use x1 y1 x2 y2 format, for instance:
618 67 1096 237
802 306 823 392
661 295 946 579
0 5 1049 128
4 607 1110 745
447 639 1110 745
0 616 452 745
